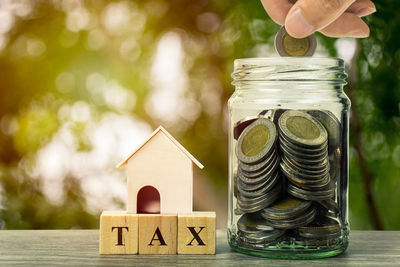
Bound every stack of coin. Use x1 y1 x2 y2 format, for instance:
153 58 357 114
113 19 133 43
278 110 334 201
261 196 316 229
306 109 343 217
237 213 286 245
296 217 341 246
305 110 342 181
233 108 343 247
235 118 282 213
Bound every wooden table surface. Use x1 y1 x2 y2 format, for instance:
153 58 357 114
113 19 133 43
0 230 399 266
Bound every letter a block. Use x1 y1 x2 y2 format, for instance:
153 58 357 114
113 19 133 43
177 212 216 254
99 211 138 254
138 214 177 254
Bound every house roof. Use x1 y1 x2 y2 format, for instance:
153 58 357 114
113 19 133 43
116 126 204 169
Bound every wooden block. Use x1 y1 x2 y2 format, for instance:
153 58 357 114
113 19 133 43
99 211 138 254
138 214 177 254
177 212 216 254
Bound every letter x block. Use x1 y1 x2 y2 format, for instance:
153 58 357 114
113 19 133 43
138 214 177 254
177 212 216 254
99 211 138 254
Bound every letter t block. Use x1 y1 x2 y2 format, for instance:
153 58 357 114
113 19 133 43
178 212 216 254
99 211 138 254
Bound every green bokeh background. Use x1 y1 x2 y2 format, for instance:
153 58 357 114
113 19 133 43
0 0 399 230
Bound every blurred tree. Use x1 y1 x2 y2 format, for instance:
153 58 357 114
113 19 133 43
0 0 398 230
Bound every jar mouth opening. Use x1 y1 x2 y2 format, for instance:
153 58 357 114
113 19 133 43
234 57 344 68
232 57 347 85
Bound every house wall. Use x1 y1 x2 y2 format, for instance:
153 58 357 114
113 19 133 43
126 131 193 214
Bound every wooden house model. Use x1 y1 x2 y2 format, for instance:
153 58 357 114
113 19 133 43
117 126 204 215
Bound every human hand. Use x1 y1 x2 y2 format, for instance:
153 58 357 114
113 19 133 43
260 0 376 38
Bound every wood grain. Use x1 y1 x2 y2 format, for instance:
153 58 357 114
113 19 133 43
0 230 399 266
99 211 138 254
178 212 216 254
138 214 177 254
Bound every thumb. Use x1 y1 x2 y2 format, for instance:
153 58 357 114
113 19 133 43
285 0 355 38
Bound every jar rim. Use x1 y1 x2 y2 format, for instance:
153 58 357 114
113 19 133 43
232 57 347 85
234 57 344 69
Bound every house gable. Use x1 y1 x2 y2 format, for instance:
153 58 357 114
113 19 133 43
125 132 194 214
117 126 203 169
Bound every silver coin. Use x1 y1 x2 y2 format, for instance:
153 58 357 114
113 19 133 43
288 181 335 195
286 175 331 191
294 237 339 247
238 228 286 244
279 133 328 154
238 156 280 185
261 196 312 220
306 109 342 154
275 26 317 57
258 109 273 118
237 213 274 234
280 161 329 181
238 172 280 197
317 199 340 215
237 182 281 205
237 185 281 213
282 170 331 191
282 154 329 172
238 150 279 178
233 116 258 140
234 173 238 198
279 143 328 165
298 217 341 239
287 183 334 201
237 190 271 205
238 168 280 191
279 138 328 161
234 207 244 215
281 155 330 176
238 175 280 198
264 206 317 229
329 147 341 181
281 162 330 185
236 118 277 164
271 108 288 125
278 110 328 148
239 147 278 173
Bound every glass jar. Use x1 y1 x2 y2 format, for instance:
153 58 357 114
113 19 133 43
227 57 350 259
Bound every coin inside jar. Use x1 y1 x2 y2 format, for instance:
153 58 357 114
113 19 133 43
306 109 342 154
275 26 317 57
237 213 274 234
236 118 277 164
278 110 328 148
261 196 312 220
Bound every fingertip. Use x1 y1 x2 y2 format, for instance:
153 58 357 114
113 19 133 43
285 7 315 38
347 0 376 17
351 23 370 38
260 0 292 25
319 13 370 38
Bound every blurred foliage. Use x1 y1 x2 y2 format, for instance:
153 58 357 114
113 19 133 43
0 0 398 230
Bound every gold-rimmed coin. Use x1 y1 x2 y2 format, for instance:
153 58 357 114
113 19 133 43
275 26 317 57
278 110 328 148
236 118 277 164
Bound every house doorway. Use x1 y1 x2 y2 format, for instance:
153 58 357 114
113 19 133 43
137 186 160 214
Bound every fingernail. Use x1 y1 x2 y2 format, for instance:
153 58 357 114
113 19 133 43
285 8 315 38
355 7 376 17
